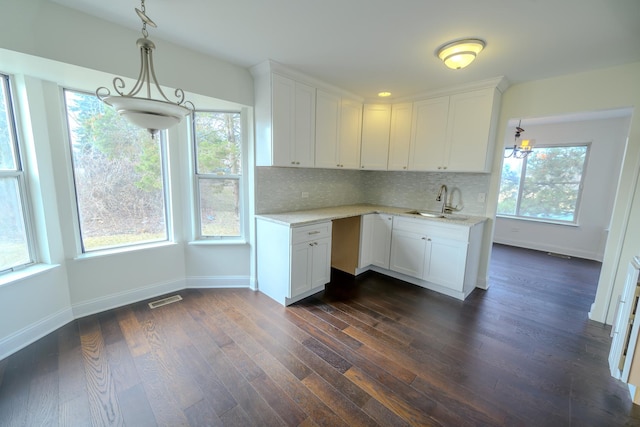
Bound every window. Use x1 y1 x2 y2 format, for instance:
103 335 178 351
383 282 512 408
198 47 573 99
192 111 243 239
0 73 34 272
64 90 170 252
498 144 589 223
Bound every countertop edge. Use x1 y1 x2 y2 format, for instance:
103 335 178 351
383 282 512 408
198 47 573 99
255 205 488 228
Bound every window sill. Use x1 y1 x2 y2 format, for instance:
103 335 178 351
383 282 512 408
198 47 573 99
74 241 178 261
0 263 61 287
496 215 579 227
188 239 248 246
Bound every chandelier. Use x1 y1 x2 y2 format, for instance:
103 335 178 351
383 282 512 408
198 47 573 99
96 0 194 136
504 120 535 159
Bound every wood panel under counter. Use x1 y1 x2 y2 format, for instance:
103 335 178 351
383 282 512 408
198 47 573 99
331 216 361 275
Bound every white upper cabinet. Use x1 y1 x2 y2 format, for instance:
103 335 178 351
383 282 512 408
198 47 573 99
409 96 450 171
409 87 499 172
253 68 316 167
446 88 498 172
387 103 414 171
338 97 363 169
253 61 504 172
314 89 341 168
360 104 391 170
315 90 363 169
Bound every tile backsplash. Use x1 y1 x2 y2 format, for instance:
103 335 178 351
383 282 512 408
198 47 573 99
256 167 490 216
255 167 366 214
361 170 490 216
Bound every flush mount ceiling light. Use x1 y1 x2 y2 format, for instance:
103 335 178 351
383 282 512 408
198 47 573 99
378 91 392 98
436 38 486 70
96 0 193 136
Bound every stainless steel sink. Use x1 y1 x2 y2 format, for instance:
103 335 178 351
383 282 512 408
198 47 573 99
405 210 469 221
405 210 445 218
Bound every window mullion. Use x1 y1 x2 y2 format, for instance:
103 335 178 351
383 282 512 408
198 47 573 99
514 157 528 216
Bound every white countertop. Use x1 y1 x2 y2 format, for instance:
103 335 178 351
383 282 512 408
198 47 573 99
255 204 488 227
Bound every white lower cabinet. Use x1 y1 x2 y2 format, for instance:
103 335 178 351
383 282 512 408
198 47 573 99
257 219 332 305
387 216 484 299
359 214 393 269
389 228 427 278
424 236 467 291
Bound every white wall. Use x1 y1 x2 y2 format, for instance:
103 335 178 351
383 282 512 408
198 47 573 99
0 1 254 360
484 62 640 325
493 116 630 261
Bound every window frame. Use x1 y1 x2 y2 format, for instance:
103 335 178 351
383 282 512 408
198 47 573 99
0 72 36 273
497 142 590 225
191 109 245 242
63 88 173 254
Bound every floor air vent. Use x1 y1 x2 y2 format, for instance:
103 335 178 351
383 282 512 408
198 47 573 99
148 294 183 309
547 252 571 259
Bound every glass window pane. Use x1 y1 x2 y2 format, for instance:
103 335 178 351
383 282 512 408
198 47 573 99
519 146 587 221
0 177 31 270
0 76 17 170
497 154 523 216
194 111 242 175
65 90 168 252
198 178 240 237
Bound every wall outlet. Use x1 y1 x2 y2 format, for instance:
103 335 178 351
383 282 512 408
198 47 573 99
301 192 309 198
477 192 486 203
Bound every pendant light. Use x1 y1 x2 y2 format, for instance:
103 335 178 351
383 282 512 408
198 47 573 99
504 120 535 159
96 0 194 136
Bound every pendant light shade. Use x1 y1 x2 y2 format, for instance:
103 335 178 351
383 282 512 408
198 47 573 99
96 0 193 136
437 39 486 70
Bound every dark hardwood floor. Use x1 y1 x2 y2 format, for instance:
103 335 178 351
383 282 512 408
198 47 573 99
2 243 640 426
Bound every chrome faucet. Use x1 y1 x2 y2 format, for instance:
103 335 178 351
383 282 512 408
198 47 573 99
436 184 448 214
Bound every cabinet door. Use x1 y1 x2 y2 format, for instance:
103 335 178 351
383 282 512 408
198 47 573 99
311 237 331 289
271 74 315 167
271 74 296 166
359 214 392 269
387 103 413 171
446 88 496 172
338 98 363 169
360 104 391 170
290 242 312 298
315 89 341 168
425 237 468 291
294 82 316 167
371 215 393 268
409 96 449 171
358 214 375 268
390 229 427 279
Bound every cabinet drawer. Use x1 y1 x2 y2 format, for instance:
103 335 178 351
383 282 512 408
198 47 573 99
292 222 332 244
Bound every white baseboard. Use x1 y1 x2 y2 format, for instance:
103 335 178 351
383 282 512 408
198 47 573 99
476 276 489 289
72 278 187 318
0 307 73 361
493 237 602 261
186 275 251 289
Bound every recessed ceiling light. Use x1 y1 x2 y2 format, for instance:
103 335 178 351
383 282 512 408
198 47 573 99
378 92 392 98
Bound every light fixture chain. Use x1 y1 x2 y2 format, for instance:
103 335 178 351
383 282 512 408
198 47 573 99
141 0 148 38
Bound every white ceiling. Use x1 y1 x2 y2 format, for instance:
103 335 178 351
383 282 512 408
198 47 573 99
51 0 640 101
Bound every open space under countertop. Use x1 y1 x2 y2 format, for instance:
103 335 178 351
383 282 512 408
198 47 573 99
255 204 488 228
